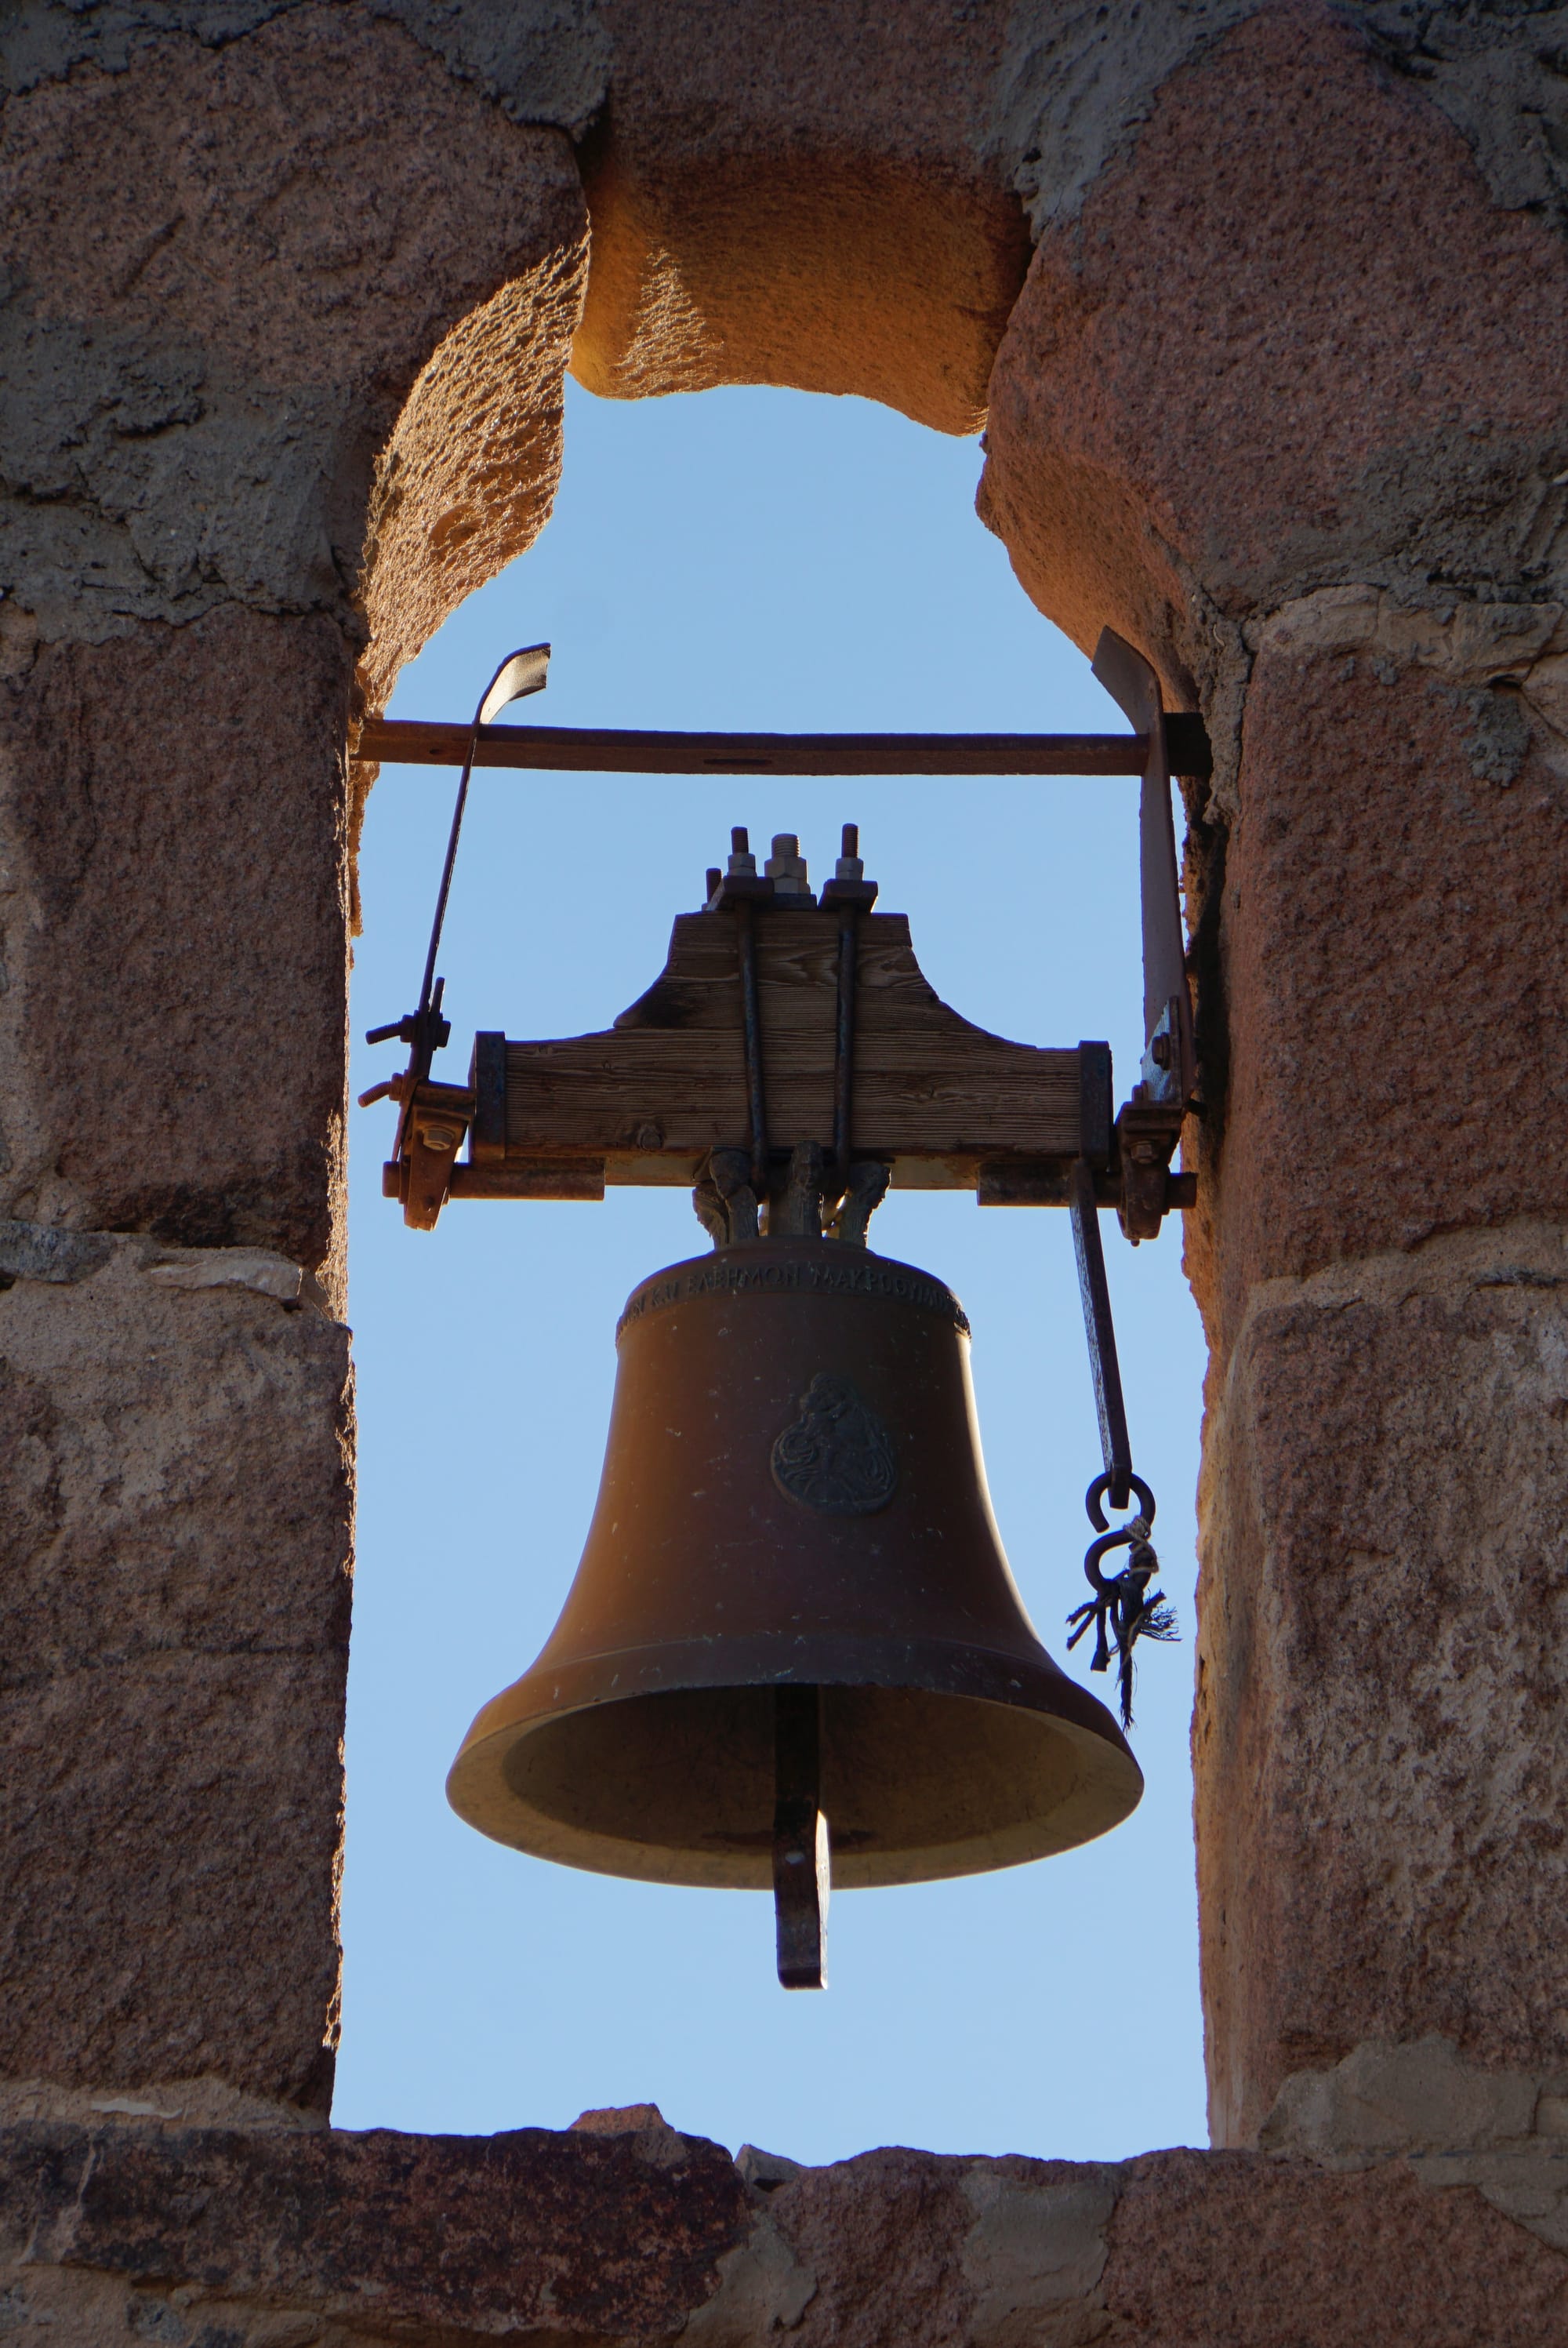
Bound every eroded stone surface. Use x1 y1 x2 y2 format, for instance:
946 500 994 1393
1108 2146 1568 2346
760 2146 977 2348
960 2162 1116 2347
358 231 588 722
993 0 1568 245
1260 2034 1568 2256
0 1245 350 2107
1264 2034 1543 2168
0 2120 752 2342
1185 639 1568 1352
972 0 1568 2154
1195 1228 1568 2144
2 0 610 136
0 7 587 649
572 0 1032 434
980 5 1568 698
0 609 352 1274
1 2123 1566 2346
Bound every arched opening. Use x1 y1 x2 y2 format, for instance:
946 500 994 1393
8 20 1567 2314
339 376 1206 2162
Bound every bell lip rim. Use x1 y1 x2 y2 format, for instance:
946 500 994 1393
450 1630 1140 1786
453 1631 1134 1756
445 1664 1144 1890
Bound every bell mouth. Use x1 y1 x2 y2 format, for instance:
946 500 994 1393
447 1647 1143 1892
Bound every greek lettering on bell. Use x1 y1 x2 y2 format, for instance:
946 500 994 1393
771 1373 898 1517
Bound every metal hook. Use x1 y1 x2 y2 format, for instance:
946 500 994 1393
1085 1470 1156 1536
1069 1476 1175 1728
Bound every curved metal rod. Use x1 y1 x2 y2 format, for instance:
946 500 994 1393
416 645 550 1028
1085 1470 1156 1536
377 646 549 1165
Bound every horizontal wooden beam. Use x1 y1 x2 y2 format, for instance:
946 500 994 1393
356 715 1213 780
486 913 1086 1172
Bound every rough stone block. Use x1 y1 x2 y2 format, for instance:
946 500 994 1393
978 4 1568 692
1196 1229 1568 2146
1105 2147 1568 2348
0 1243 350 2106
0 7 589 657
2 2120 1566 2346
1188 639 1568 1353
0 608 353 1275
1 2120 752 2343
572 0 1030 434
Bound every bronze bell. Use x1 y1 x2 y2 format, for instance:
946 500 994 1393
448 1237 1142 1985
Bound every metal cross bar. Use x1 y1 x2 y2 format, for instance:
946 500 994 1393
355 716 1212 779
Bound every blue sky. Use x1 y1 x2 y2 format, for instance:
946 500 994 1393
335 379 1208 2164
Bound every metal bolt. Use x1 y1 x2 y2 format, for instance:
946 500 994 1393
766 834 811 898
1151 1034 1171 1068
421 1125 459 1154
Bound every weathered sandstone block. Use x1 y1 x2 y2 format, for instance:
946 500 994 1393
0 6 588 651
1181 611 1568 2138
1197 1228 1568 2147
2 2117 1566 2347
979 4 1568 705
0 1242 351 2108
975 0 1568 2146
572 0 1031 434
0 609 353 1276
0 7 590 2116
1185 625 1568 1356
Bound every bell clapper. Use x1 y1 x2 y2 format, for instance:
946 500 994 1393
773 1685 830 1990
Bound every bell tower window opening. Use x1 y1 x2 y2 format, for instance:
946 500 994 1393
339 381 1207 2164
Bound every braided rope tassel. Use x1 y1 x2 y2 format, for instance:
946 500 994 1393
1066 1476 1179 1729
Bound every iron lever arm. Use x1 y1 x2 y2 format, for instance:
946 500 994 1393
1089 629 1196 1108
1091 630 1199 1240
1069 1158 1133 1510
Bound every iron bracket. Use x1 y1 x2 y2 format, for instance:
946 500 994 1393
1090 630 1198 1242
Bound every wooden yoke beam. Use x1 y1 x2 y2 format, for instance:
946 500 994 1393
378 900 1195 1227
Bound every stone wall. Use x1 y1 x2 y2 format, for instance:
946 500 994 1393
5 2099 1568 2345
2 0 1566 2335
0 0 586 2115
978 0 1568 2151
